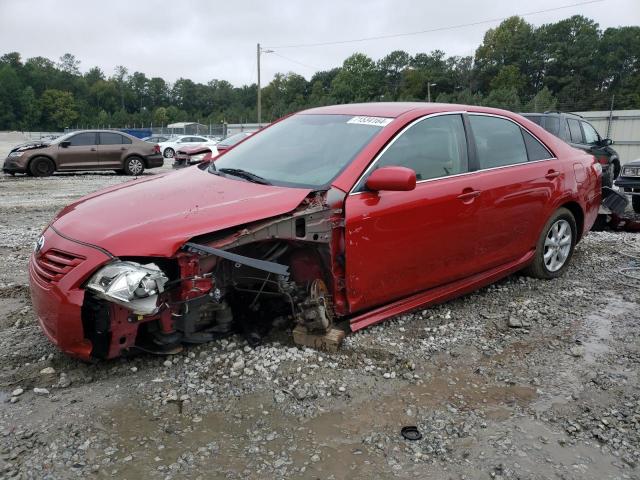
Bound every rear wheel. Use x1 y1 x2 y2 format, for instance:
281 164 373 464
29 157 55 177
123 156 145 176
524 208 576 279
164 148 175 158
632 196 640 214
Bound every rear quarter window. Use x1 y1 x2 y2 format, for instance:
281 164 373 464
522 130 553 161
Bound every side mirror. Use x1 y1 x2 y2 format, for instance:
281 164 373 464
601 138 613 146
60 140 70 148
365 166 417 192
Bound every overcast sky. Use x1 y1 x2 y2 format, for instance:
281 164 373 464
1 0 638 87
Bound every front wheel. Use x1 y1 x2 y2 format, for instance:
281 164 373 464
163 148 175 158
123 156 145 176
29 157 55 177
524 208 576 279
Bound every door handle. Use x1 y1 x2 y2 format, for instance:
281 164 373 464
120 147 127 151
545 170 561 179
90 147 96 151
457 189 481 203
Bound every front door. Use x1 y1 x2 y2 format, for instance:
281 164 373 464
344 113 482 313
58 132 98 170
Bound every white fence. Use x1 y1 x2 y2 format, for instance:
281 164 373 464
574 110 640 164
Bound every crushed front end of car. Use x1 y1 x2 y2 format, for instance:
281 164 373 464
29 191 346 361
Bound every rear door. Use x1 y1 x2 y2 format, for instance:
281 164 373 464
467 114 559 270
98 132 130 168
58 132 98 170
344 113 482 312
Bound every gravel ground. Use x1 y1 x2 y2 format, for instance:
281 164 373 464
1 133 639 479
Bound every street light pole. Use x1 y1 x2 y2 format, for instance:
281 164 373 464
257 43 261 126
256 43 274 126
427 82 437 102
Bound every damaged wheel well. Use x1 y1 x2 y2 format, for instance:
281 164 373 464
560 201 584 240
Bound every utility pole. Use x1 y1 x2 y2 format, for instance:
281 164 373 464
256 43 273 126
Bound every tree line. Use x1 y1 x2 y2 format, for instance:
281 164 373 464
0 15 638 131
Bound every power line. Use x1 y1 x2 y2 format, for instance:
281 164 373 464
266 0 604 49
269 51 320 71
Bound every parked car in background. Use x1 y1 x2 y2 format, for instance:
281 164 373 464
173 144 215 169
521 111 620 187
3 130 163 176
28 103 601 360
158 135 217 158
142 135 170 143
614 159 640 213
214 132 252 154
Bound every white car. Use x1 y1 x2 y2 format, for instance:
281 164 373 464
158 135 218 158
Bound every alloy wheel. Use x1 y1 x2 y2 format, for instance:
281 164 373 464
128 158 144 175
543 219 572 272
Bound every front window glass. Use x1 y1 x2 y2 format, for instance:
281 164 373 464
371 114 468 182
581 122 600 144
68 132 96 146
470 115 528 168
212 114 385 188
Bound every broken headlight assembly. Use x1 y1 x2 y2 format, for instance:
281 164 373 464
86 261 168 315
8 151 24 158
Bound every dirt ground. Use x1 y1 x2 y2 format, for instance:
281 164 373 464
1 133 639 479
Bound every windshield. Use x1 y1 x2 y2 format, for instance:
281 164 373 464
50 131 77 144
211 114 386 188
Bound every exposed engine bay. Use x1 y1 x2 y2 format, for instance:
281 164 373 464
80 192 345 359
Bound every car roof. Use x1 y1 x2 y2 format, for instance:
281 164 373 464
300 102 515 118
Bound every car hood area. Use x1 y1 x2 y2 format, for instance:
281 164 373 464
9 141 51 153
51 166 313 257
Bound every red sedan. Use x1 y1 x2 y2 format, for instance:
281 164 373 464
29 103 601 360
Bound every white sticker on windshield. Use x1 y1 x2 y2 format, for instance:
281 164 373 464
347 116 393 127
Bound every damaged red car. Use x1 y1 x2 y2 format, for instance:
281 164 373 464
29 103 602 360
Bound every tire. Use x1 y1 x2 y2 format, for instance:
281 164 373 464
28 157 55 177
632 196 640 214
524 207 577 279
123 156 145 176
163 148 175 158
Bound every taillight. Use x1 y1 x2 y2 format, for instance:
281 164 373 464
153 144 160 154
596 156 608 166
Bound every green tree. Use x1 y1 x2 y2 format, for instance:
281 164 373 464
19 86 40 130
40 89 78 129
523 87 557 112
331 53 380 103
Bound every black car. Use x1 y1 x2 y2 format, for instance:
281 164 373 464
521 112 620 187
614 160 640 213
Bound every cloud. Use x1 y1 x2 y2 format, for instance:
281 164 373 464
0 0 637 86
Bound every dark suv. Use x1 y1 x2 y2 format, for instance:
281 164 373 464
3 130 164 177
521 112 620 187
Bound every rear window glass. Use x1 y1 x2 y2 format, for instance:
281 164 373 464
99 132 124 145
567 119 584 143
470 116 528 169
542 117 560 136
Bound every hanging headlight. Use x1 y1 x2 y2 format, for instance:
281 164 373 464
86 261 168 315
190 153 207 163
